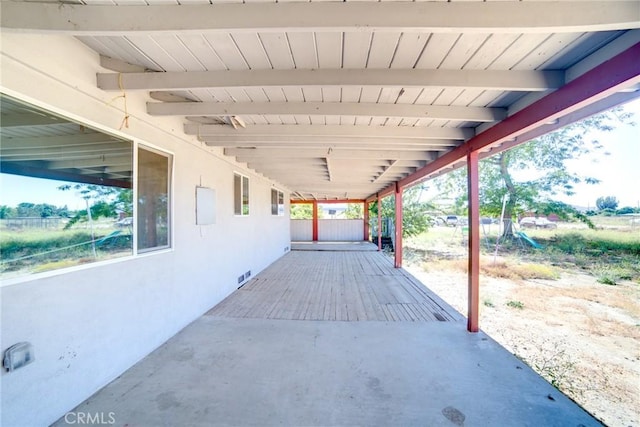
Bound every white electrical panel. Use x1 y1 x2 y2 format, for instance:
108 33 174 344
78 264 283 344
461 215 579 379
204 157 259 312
196 186 216 225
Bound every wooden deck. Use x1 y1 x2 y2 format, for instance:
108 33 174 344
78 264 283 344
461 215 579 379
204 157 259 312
207 250 463 322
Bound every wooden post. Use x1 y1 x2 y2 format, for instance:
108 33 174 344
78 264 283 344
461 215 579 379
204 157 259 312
377 193 382 251
363 201 370 242
467 151 480 333
312 200 318 242
394 183 403 268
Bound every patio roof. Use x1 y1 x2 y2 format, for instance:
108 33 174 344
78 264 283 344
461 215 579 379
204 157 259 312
2 0 639 201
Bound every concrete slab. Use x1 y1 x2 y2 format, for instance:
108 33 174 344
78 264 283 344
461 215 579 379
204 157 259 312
54 317 600 426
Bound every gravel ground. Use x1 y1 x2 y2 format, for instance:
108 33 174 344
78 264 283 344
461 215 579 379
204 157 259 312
405 263 640 427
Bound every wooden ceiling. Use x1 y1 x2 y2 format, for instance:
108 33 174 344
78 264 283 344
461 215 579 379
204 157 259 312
1 0 639 199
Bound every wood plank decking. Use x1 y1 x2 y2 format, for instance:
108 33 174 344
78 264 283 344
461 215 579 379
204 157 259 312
207 250 464 322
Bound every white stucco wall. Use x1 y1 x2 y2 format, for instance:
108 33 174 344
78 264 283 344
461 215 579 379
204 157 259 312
0 33 291 426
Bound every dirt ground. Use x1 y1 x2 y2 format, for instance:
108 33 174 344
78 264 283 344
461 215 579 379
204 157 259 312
405 263 640 427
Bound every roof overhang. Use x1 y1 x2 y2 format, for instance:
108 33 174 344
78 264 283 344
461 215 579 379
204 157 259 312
1 0 639 200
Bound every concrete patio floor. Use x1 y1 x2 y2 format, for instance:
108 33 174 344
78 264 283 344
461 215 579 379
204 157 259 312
54 249 600 426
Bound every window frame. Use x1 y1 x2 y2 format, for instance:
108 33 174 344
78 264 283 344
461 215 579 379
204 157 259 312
136 144 173 254
271 188 285 216
234 172 250 216
0 93 176 284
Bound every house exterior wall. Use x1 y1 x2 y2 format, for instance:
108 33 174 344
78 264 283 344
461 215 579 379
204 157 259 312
0 34 290 426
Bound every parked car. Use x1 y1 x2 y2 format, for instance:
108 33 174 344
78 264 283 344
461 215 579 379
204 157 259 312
445 215 458 226
115 217 133 227
519 217 557 229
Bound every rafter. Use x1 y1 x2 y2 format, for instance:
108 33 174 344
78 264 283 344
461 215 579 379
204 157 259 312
372 160 400 184
0 133 127 149
2 2 638 34
148 101 505 123
48 156 132 170
0 113 69 127
247 160 423 169
188 124 472 140
226 147 439 161
1 144 130 159
204 142 454 151
99 69 562 92
200 136 459 149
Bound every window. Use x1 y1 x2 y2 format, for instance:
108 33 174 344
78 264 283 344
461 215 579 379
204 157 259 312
0 94 173 280
234 173 249 216
137 147 172 252
0 94 134 278
271 189 284 216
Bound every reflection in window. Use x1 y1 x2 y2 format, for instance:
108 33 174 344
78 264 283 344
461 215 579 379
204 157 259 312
271 189 284 216
0 94 134 278
137 147 171 252
234 173 249 216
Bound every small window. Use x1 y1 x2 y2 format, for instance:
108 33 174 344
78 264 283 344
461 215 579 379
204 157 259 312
234 173 249 216
137 146 172 252
271 189 284 216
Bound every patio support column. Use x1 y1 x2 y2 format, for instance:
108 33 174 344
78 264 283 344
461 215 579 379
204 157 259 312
467 151 480 333
377 193 382 251
363 201 370 242
394 183 403 268
312 201 319 242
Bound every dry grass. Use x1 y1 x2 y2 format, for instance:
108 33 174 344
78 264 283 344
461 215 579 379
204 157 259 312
422 257 559 281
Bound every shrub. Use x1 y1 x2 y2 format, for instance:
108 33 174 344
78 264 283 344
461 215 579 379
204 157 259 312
507 300 525 309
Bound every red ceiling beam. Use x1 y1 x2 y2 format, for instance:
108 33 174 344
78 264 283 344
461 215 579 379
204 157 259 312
480 90 640 160
290 199 365 204
366 42 640 202
393 90 640 186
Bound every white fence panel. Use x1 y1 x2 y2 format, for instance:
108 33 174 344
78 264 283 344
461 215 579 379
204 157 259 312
318 219 363 241
290 219 313 241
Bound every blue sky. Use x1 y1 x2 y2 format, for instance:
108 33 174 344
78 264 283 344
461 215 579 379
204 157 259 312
560 97 639 209
1 98 639 211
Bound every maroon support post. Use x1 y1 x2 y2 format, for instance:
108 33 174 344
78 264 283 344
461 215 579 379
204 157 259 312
394 183 403 268
363 201 370 242
377 194 382 251
312 200 318 242
467 151 480 333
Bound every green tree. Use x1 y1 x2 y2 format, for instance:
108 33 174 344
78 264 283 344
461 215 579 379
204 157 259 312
616 206 634 215
596 196 619 211
369 185 434 237
58 184 132 229
0 205 16 219
16 202 36 217
290 203 324 219
435 108 633 236
344 203 363 219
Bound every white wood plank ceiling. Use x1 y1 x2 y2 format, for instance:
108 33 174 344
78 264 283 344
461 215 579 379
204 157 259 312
2 0 639 200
